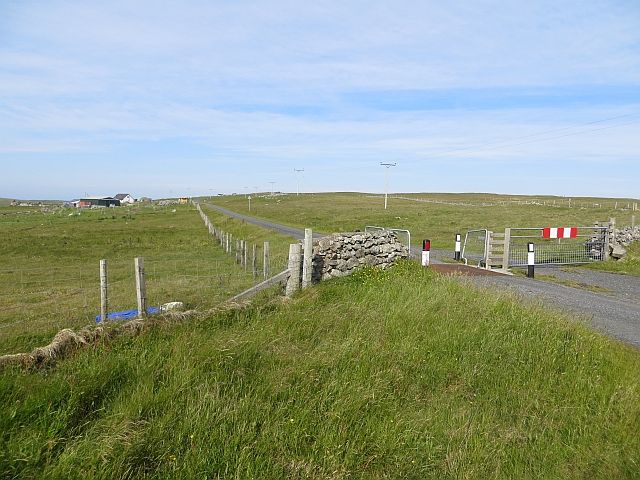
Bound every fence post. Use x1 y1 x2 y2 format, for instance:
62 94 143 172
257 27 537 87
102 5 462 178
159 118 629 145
135 257 147 317
285 243 302 297
454 233 461 261
632 215 636 228
252 244 257 280
263 241 270 279
610 217 616 245
302 228 313 289
502 228 511 270
100 259 108 322
243 241 248 270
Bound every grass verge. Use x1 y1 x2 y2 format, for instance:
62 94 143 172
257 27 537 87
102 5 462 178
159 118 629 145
2 261 638 478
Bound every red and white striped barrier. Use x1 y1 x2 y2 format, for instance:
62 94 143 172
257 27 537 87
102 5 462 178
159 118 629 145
542 227 577 239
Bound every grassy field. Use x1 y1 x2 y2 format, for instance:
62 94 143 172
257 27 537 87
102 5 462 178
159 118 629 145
205 192 637 249
0 204 260 354
1 261 638 478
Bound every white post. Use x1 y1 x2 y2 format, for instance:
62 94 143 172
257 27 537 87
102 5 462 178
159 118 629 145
421 240 430 267
527 243 535 278
302 228 313 288
135 257 146 317
100 259 108 322
243 241 248 270
263 241 270 279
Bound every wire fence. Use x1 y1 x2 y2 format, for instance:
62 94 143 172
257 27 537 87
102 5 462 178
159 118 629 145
0 252 288 353
391 196 639 211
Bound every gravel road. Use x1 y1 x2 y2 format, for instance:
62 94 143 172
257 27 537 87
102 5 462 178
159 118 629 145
206 203 640 348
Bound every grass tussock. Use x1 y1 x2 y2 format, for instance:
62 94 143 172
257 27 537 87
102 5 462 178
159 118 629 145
2 261 639 479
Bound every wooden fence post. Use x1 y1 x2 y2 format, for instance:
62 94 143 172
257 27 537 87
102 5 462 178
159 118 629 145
252 244 257 280
100 259 108 322
302 228 313 288
285 243 302 297
135 257 147 317
263 241 270 279
502 228 511 270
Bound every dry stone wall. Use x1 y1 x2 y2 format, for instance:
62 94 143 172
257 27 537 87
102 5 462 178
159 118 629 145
312 231 409 281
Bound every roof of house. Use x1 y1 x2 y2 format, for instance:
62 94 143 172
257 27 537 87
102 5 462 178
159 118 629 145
80 196 118 201
114 193 131 200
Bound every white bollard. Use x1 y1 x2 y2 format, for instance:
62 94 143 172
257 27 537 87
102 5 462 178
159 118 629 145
421 239 431 267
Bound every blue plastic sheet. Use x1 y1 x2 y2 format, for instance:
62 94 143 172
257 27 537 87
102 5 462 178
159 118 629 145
95 307 159 323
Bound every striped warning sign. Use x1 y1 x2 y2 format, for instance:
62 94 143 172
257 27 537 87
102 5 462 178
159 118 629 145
542 227 578 239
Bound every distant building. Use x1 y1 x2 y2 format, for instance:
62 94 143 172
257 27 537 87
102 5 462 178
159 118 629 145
75 197 121 208
114 193 135 204
179 197 189 204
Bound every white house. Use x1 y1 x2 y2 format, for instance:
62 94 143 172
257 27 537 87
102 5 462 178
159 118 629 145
114 193 135 204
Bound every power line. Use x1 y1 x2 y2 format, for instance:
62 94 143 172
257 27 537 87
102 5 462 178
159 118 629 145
427 112 639 157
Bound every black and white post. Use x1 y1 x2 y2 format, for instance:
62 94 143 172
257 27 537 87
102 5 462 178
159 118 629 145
422 239 431 267
527 242 535 278
454 233 461 261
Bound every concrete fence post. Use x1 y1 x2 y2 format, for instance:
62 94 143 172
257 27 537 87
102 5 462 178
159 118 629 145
263 241 270 279
135 257 147 317
100 259 108 322
285 243 302 297
610 217 616 245
302 228 313 289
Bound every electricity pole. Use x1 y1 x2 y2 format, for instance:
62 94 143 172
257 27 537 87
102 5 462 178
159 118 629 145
380 162 396 210
268 182 276 197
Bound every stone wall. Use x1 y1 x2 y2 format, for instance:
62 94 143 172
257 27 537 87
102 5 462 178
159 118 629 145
610 226 640 259
312 231 409 281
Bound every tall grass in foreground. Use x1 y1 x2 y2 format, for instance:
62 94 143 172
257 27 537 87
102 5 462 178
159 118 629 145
2 261 639 478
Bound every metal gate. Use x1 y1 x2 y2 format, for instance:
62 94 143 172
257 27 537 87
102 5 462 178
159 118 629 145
461 229 489 267
463 226 609 269
507 226 609 267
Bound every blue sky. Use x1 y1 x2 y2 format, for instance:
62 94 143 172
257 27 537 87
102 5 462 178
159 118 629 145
1 0 639 199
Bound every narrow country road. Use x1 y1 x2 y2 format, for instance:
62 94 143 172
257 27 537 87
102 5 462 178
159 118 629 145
205 203 640 348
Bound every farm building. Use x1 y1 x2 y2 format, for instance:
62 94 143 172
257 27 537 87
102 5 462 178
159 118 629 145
114 193 135 204
179 197 190 204
74 197 121 208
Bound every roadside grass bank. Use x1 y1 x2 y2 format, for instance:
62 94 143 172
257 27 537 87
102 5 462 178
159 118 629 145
207 192 635 250
0 205 256 355
2 261 638 478
582 243 640 277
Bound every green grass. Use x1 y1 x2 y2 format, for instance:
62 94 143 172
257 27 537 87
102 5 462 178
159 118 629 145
205 192 637 250
0 204 259 354
2 261 639 478
583 243 640 276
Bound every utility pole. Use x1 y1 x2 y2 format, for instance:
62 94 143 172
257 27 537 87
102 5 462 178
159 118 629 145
268 181 276 197
380 162 397 210
294 168 304 196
